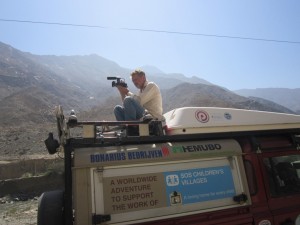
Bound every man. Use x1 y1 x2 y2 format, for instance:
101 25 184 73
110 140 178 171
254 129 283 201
114 69 163 121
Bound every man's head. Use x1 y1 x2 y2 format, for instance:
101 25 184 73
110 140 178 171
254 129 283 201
131 69 146 89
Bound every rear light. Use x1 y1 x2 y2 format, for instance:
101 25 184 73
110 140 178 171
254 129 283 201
258 220 271 225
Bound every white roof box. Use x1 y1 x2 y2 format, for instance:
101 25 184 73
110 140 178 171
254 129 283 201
164 107 300 135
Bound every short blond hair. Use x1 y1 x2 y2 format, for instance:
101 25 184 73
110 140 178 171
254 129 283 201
131 69 145 77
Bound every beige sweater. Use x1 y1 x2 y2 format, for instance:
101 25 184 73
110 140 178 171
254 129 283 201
128 81 163 120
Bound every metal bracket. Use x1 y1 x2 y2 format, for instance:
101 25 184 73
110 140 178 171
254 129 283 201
291 135 300 150
250 136 262 153
233 193 248 204
92 214 111 224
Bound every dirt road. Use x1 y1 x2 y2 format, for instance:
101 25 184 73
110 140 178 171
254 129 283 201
0 197 38 225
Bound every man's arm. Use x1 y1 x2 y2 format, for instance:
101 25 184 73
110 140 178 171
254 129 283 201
139 83 160 106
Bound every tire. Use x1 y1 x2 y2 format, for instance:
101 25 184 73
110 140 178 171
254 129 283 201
37 190 64 225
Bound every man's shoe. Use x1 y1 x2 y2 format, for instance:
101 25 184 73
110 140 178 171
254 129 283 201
141 114 153 123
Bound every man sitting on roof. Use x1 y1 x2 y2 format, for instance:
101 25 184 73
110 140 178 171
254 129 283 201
114 69 163 121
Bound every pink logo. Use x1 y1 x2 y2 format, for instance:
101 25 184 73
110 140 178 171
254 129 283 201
195 110 209 123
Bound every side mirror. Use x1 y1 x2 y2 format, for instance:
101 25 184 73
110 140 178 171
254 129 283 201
44 132 59 154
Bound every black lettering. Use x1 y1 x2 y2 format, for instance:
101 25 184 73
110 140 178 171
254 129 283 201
200 145 208 151
215 144 221 150
181 144 222 152
208 144 215 150
182 146 193 152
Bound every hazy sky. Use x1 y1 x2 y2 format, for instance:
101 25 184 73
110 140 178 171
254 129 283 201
1 0 300 90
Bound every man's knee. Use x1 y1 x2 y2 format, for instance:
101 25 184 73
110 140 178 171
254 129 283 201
114 105 122 112
123 96 135 107
114 105 125 121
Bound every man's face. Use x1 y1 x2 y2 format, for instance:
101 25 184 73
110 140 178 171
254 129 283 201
131 74 145 89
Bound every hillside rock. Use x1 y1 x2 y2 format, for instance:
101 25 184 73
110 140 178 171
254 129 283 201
0 41 298 158
162 83 294 114
235 88 300 114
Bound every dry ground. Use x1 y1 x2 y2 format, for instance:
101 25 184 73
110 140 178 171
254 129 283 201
0 197 38 225
0 168 64 225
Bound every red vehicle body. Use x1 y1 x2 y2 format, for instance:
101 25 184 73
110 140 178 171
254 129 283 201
39 107 300 225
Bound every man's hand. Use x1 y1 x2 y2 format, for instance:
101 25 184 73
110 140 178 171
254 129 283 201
117 85 129 95
116 85 129 100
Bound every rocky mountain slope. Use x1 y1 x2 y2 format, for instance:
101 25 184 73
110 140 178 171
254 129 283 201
0 41 297 158
235 88 300 114
162 83 294 114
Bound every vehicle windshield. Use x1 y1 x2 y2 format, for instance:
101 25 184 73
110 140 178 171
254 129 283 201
264 155 300 197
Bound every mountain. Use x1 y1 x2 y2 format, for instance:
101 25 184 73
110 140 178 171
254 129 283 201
162 83 294 114
140 65 212 87
0 41 216 126
140 65 165 74
80 83 294 121
0 40 297 127
26 54 212 93
235 88 300 114
0 41 298 157
25 53 127 100
0 42 94 125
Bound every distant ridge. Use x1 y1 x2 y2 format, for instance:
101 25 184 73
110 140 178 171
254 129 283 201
0 41 298 157
235 88 300 114
0 40 297 127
